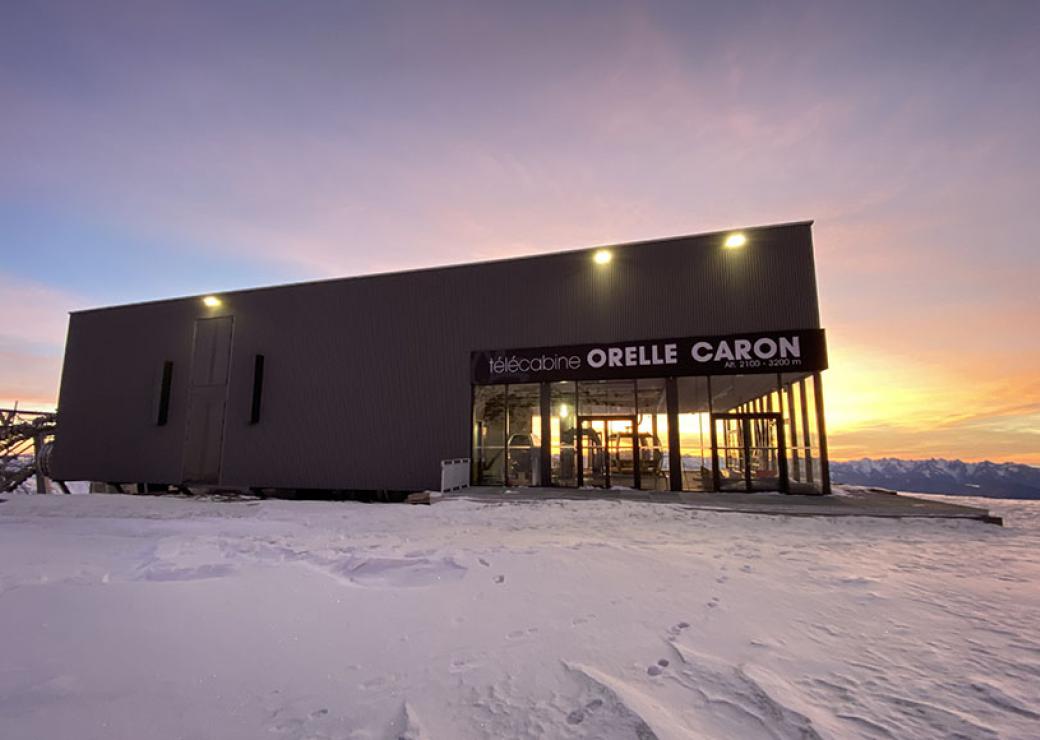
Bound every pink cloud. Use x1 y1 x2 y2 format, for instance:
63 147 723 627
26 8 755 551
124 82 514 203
1 2 1037 463
0 274 86 346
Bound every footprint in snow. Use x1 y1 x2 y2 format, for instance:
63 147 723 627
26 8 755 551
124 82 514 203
648 658 671 675
267 705 331 735
503 627 538 640
478 558 490 567
566 698 604 725
360 676 390 690
403 549 435 558
493 574 505 584
707 596 720 608
271 717 304 734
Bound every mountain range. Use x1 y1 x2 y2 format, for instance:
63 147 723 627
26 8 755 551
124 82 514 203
830 458 1040 499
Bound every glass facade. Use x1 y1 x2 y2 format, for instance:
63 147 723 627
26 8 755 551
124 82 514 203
577 380 637 488
550 381 577 487
781 372 825 494
676 376 711 491
472 372 829 494
472 383 542 486
636 379 669 491
472 385 506 485
506 384 541 486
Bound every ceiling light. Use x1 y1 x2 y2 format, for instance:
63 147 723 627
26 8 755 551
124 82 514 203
724 233 747 249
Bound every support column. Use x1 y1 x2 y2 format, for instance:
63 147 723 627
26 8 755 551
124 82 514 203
773 374 789 494
539 382 552 487
709 414 720 492
813 372 832 495
741 418 752 492
665 377 682 492
786 382 801 481
469 385 478 486
503 385 511 486
32 433 48 494
707 376 720 492
799 379 814 486
576 415 584 488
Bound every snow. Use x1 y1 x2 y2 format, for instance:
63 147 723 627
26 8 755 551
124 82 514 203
1 492 1038 739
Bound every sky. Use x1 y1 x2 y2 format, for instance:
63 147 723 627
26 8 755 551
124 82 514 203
2 1 1038 464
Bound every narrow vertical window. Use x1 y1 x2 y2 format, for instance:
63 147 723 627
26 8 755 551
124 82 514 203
156 361 174 426
249 354 265 424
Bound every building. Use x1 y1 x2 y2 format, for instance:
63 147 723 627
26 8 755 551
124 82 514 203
51 221 830 495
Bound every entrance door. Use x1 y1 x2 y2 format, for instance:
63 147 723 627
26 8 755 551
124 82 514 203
711 413 787 492
182 316 234 484
577 416 641 489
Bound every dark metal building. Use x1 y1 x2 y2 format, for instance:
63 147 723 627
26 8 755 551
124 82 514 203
51 221 830 495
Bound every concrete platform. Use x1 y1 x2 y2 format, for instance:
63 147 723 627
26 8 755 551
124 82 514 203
445 486 1003 525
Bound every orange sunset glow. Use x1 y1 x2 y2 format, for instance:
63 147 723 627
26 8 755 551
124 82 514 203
2 3 1038 466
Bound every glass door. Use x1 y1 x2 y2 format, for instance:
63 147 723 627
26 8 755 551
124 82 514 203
577 416 641 489
714 415 747 491
748 415 782 491
578 418 606 488
605 417 638 489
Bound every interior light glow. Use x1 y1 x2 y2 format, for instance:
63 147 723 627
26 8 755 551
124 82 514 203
593 249 612 264
559 403 570 418
724 232 747 249
202 295 222 307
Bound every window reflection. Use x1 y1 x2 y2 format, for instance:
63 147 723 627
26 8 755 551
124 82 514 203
505 384 540 486
473 371 825 494
551 382 577 486
472 385 506 485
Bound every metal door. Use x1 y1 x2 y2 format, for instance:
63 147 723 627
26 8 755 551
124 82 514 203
182 316 233 484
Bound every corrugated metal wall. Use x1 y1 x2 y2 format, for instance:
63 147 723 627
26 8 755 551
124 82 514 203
51 221 822 491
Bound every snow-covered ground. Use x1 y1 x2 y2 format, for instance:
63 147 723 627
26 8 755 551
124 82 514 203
1 492 1038 739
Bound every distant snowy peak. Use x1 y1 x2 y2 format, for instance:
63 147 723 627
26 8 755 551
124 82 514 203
831 458 1040 499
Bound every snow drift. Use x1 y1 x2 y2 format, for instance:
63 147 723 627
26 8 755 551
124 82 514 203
0 493 1037 738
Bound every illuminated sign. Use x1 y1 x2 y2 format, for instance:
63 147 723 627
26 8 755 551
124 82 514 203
472 329 826 384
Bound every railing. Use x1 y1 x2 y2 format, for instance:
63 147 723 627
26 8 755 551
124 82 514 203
440 458 471 493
